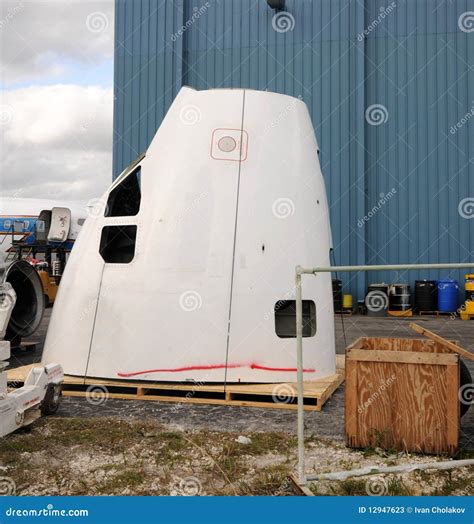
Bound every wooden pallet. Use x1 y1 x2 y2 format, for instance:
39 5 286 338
7 355 345 412
334 310 353 316
418 311 456 317
388 309 413 317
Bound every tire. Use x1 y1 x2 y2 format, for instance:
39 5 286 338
5 325 21 347
460 359 472 418
41 384 62 416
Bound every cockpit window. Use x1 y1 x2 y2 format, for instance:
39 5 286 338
99 225 137 263
105 166 141 217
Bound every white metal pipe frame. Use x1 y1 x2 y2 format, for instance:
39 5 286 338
295 262 474 486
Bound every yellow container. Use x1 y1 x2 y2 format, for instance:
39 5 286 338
463 274 474 315
465 274 474 291
342 294 353 310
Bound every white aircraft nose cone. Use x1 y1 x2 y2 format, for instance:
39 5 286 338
42 87 335 384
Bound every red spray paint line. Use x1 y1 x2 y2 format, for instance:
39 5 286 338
117 362 315 378
250 363 315 372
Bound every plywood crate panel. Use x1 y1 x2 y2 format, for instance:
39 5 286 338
345 337 460 455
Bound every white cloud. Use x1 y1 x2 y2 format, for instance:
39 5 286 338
0 84 113 201
0 0 114 86
0 1 114 202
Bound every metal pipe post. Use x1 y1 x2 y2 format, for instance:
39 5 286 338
295 266 305 485
299 263 474 274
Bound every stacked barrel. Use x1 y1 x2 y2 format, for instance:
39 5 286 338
361 279 462 316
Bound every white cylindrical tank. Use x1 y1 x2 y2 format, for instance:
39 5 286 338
42 87 336 383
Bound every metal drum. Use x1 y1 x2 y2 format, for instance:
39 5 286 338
414 280 437 312
365 283 389 316
389 284 411 311
437 279 459 313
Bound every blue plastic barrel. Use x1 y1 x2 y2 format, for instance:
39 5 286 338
437 279 459 312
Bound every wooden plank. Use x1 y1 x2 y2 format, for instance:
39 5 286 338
445 362 460 455
363 338 400 351
347 349 458 366
62 390 322 411
344 357 358 448
287 473 314 496
317 372 345 409
356 361 395 449
336 353 345 370
350 337 455 354
410 323 474 361
345 337 363 351
392 362 448 454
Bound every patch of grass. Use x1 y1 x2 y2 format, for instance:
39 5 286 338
212 441 247 479
387 476 412 496
97 469 144 494
0 437 44 456
332 478 368 496
415 469 431 483
161 432 186 450
153 431 188 464
245 433 296 456
239 465 289 495
338 459 354 471
0 417 145 458
361 447 377 458
456 449 474 460
432 470 474 496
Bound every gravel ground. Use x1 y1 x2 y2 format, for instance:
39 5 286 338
8 309 474 451
2 418 472 496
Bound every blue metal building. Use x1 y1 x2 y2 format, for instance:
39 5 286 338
113 0 474 299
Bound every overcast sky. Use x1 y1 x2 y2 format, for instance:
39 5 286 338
0 0 114 203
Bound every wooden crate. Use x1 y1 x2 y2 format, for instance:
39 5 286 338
345 337 460 455
8 355 345 412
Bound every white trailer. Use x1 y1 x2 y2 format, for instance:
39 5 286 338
0 278 63 438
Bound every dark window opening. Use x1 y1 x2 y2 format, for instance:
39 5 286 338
274 300 316 338
105 167 141 217
100 225 137 264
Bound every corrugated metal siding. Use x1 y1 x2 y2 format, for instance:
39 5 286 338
364 0 474 290
113 0 184 173
113 0 474 299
